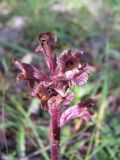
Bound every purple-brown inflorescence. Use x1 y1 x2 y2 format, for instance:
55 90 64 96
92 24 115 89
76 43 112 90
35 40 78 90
13 32 95 160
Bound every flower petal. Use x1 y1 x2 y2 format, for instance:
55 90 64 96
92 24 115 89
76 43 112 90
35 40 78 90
71 64 93 85
35 32 57 72
60 99 95 127
55 50 83 74
13 59 49 82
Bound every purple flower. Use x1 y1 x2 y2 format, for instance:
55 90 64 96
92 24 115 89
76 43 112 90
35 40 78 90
52 50 94 87
55 50 83 73
13 32 95 123
60 99 95 127
13 32 96 160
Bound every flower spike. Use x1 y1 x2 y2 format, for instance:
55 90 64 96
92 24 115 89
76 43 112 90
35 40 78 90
13 32 95 160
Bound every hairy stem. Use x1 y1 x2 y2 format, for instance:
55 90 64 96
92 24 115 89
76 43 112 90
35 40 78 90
50 107 60 160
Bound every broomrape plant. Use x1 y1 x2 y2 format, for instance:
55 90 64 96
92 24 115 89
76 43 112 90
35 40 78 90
13 32 95 160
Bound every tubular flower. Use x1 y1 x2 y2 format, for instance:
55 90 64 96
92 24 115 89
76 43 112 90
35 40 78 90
60 99 95 127
52 50 94 88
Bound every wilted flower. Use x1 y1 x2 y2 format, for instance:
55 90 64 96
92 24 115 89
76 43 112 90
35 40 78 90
13 32 95 160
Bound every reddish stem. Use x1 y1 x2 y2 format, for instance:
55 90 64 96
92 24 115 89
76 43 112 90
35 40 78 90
50 107 60 160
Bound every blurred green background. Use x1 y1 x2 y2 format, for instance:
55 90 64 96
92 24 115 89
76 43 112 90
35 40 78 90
0 0 120 159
